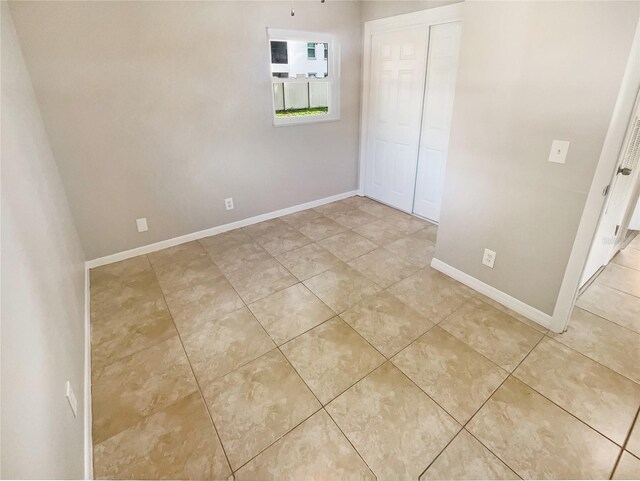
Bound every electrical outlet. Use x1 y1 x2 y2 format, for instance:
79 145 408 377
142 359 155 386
482 248 496 268
65 381 78 418
136 218 148 233
225 198 234 211
548 140 570 164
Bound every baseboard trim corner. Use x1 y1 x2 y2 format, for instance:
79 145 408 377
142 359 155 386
430 258 552 330
86 190 359 269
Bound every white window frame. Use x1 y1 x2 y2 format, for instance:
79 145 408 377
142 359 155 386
267 28 341 127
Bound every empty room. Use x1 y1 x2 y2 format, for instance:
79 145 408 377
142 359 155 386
3 0 640 479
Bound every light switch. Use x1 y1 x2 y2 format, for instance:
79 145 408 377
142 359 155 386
65 381 78 418
548 140 570 164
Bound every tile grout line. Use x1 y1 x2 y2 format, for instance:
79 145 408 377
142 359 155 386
94 200 637 479
608 403 640 479
417 333 549 480
192 241 329 476
147 253 236 476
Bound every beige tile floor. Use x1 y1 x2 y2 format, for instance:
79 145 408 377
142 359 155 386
90 197 640 480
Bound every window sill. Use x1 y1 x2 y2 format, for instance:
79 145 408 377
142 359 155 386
272 114 340 127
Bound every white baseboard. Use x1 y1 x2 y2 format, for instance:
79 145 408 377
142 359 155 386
83 267 93 480
86 190 359 269
430 258 552 330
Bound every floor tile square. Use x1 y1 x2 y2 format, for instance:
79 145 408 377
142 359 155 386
326 363 460 480
353 219 406 245
304 264 381 313
613 452 640 480
466 377 619 479
421 430 518 480
204 350 320 470
349 248 419 287
93 392 230 480
280 209 323 228
276 243 345 281
281 317 385 404
248 283 335 345
91 297 176 370
313 201 354 217
91 336 198 445
182 307 275 386
90 255 152 293
318 230 378 262
387 268 473 322
550 307 640 383
440 298 544 371
225 257 297 304
153 255 225 295
199 229 252 256
341 290 434 357
90 269 164 322
256 228 313 256
148 241 208 269
393 327 508 423
514 337 640 444
298 216 348 241
235 410 375 480
242 218 290 238
337 195 373 210
411 224 438 243
612 246 640 271
357 201 401 219
577 280 640 333
164 277 244 332
384 235 435 268
473 293 548 333
384 211 428 234
597 263 640 297
207 240 272 275
330 208 379 229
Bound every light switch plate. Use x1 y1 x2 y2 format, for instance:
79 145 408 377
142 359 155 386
136 218 148 233
548 140 570 164
65 381 78 418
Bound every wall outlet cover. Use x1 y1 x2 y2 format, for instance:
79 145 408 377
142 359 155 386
548 140 570 164
225 198 234 210
483 248 496 268
136 218 148 233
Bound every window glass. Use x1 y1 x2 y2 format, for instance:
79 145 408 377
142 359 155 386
268 31 338 125
270 40 328 79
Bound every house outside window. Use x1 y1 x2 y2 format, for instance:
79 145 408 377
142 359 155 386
307 42 316 59
267 29 340 126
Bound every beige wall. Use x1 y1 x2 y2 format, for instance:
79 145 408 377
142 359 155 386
9 0 363 259
435 1 640 314
361 0 461 22
1 2 87 478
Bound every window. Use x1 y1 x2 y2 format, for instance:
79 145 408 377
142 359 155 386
307 42 316 59
267 29 340 126
271 41 288 64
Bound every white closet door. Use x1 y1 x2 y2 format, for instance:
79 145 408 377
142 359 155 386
364 27 429 212
413 21 462 222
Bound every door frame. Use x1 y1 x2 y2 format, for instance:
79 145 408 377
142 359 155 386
580 89 640 288
552 18 640 333
357 3 465 198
